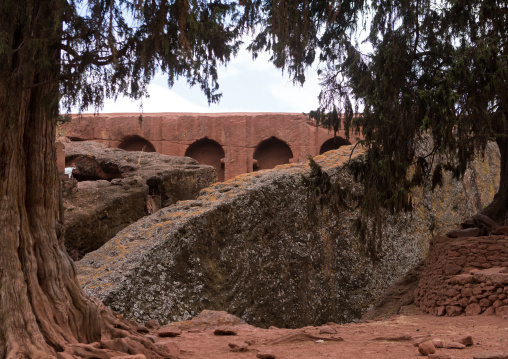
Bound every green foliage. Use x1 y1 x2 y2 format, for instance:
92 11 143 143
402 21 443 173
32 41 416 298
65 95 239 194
58 0 249 112
301 156 332 209
302 156 384 260
2 0 506 227
259 0 507 224
1 0 251 116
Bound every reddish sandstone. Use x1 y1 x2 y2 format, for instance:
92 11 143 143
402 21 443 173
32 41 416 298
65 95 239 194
62 113 355 181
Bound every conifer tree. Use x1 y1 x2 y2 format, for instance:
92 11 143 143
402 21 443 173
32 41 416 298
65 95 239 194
255 0 507 230
0 0 246 357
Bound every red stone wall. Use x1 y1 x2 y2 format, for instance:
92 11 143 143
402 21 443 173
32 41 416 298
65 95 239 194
62 113 354 181
414 235 508 317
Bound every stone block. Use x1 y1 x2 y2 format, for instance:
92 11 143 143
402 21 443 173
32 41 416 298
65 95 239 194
465 303 482 316
495 305 508 317
446 306 463 317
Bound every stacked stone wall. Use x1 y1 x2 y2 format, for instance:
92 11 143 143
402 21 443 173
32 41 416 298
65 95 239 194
414 235 508 317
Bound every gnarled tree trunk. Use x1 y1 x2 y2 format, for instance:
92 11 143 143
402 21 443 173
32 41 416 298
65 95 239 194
0 1 170 358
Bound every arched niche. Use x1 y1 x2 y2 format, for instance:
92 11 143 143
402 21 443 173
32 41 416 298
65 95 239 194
118 135 156 152
253 137 293 171
319 137 351 154
185 138 225 182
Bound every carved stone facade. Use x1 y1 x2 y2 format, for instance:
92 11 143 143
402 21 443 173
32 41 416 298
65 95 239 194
63 113 353 181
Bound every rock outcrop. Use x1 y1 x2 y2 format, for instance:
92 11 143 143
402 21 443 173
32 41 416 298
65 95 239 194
77 143 500 328
63 141 216 258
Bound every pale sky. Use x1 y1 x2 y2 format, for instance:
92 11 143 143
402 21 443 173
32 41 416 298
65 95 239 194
98 42 322 114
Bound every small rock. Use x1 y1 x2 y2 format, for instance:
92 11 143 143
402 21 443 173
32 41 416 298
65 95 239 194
315 339 324 343
455 335 473 346
443 342 466 349
418 341 436 355
318 325 337 334
483 307 496 315
135 324 150 333
472 352 505 359
228 342 248 352
145 320 160 330
428 354 454 359
466 303 483 316
446 306 463 317
257 351 276 359
432 339 443 348
414 337 432 346
214 326 237 336
480 298 492 307
495 306 508 317
144 334 156 343
157 327 182 337
154 342 180 357
436 306 446 316
111 355 146 359
374 334 412 341
493 300 503 309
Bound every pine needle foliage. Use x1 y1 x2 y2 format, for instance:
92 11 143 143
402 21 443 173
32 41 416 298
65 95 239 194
258 0 508 227
0 0 251 115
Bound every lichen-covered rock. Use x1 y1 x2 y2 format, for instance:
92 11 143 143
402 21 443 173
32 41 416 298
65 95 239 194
77 143 499 328
64 141 216 258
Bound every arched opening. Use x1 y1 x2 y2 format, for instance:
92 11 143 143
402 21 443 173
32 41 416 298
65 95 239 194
319 137 351 154
253 137 293 171
185 138 225 182
118 135 156 152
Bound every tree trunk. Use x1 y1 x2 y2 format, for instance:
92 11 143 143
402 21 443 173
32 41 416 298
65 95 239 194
481 138 508 226
0 1 171 358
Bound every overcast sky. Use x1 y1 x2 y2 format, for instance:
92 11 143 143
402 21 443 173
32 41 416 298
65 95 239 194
97 42 322 114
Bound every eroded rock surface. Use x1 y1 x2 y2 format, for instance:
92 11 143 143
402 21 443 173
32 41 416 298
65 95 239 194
63 141 216 258
77 143 500 327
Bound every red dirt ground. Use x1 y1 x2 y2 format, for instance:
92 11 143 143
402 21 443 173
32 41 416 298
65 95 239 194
152 309 508 359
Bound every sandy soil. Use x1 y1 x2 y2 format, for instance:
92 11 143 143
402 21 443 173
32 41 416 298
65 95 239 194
150 309 508 359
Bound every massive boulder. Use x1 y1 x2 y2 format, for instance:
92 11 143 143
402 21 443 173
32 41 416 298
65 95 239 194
63 141 216 258
77 143 500 328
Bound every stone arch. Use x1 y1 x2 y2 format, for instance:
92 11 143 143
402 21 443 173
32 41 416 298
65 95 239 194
319 137 351 154
253 137 293 171
118 135 156 152
185 138 225 182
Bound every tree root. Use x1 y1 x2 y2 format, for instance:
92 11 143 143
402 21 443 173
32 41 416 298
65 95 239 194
63 304 178 359
3 298 176 359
